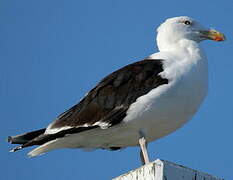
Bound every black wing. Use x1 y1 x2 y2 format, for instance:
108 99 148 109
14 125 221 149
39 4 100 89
8 59 168 151
51 59 168 129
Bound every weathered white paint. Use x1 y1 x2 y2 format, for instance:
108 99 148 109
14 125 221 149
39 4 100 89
113 159 223 180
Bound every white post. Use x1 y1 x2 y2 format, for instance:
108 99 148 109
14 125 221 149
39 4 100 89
113 159 223 180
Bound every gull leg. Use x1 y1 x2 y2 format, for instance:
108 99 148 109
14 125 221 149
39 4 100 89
139 132 150 165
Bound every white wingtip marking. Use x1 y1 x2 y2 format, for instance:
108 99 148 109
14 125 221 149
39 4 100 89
93 121 110 129
45 124 72 134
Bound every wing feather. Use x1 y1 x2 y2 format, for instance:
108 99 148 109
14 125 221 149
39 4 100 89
48 59 168 131
9 59 169 150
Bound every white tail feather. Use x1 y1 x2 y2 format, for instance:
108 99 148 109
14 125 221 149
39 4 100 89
28 139 60 157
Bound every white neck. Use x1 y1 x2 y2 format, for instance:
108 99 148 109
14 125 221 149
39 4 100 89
157 34 199 52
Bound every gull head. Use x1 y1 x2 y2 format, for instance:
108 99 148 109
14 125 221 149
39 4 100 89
156 16 225 51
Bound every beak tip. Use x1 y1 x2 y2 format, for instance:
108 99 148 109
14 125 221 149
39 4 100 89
209 29 226 42
214 37 225 41
214 33 226 42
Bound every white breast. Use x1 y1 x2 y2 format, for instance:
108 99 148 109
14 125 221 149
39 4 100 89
120 45 208 145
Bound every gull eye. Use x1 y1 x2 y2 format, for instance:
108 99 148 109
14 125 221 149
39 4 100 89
184 20 191 25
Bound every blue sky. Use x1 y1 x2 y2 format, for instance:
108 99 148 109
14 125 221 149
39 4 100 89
1 0 232 179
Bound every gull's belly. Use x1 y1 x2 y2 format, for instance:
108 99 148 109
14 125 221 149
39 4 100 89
141 81 207 143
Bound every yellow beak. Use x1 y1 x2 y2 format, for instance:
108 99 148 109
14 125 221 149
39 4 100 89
200 29 226 41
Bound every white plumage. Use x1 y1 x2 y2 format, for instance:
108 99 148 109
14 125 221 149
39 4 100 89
8 16 225 160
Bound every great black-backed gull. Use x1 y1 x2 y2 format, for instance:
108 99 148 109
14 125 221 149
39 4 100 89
8 16 225 164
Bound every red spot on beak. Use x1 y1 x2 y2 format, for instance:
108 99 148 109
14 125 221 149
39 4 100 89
213 35 225 41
